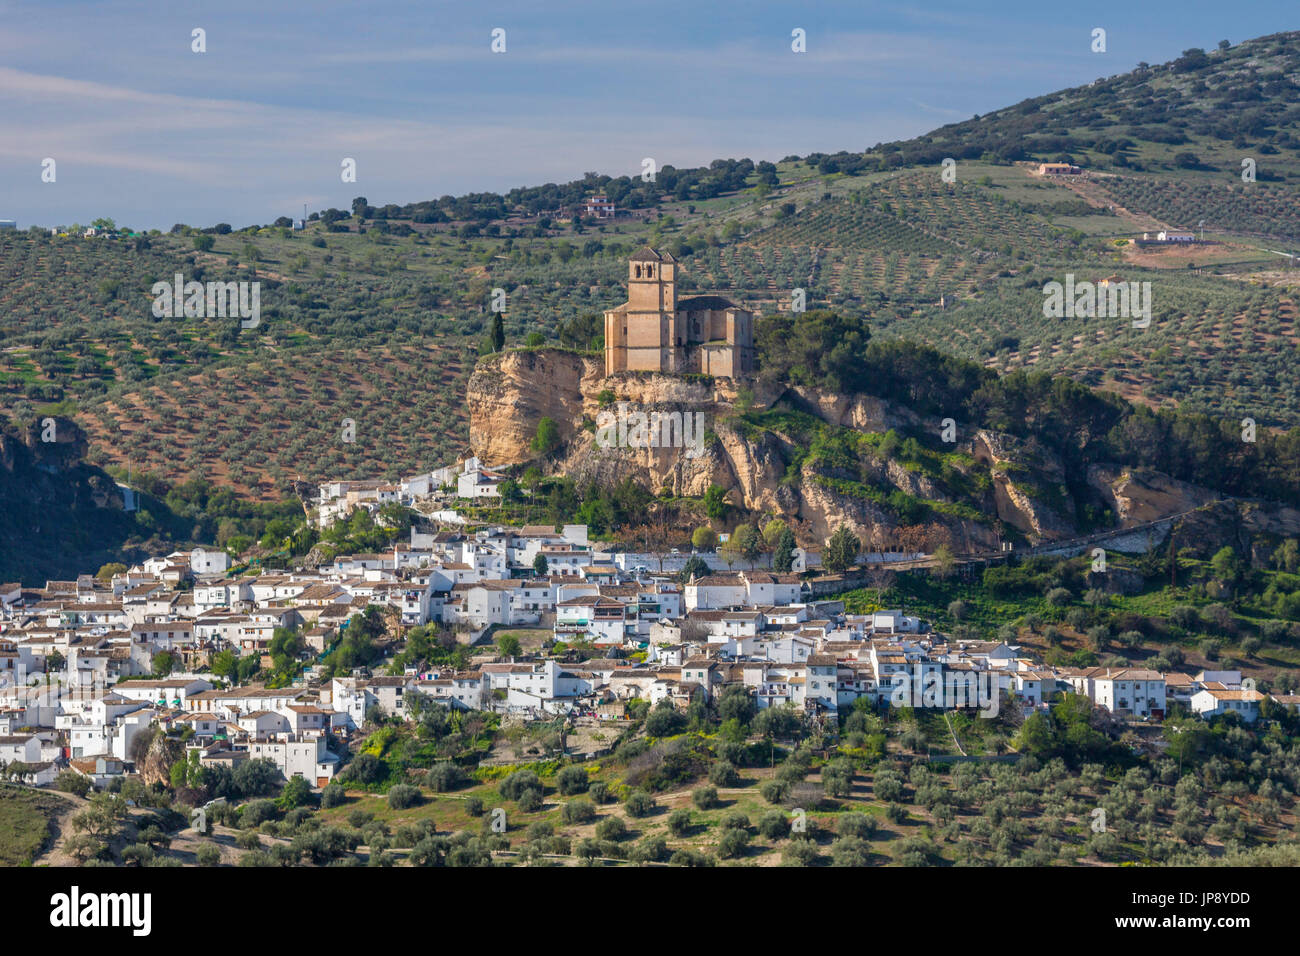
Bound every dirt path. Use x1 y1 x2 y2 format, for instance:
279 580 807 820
30 789 88 867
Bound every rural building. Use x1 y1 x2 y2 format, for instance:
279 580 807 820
583 195 616 219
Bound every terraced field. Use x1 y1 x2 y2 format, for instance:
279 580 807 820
1092 175 1300 242
79 344 472 499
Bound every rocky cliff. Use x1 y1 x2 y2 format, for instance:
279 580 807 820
0 416 140 584
466 349 1226 551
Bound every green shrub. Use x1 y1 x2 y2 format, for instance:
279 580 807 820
594 817 627 842
692 786 720 810
709 760 740 787
667 808 693 837
717 828 750 859
782 840 819 866
758 810 791 840
498 770 543 802
760 779 790 804
387 784 421 810
837 813 878 839
195 842 221 867
562 799 597 824
426 762 465 792
556 765 589 795
625 790 656 818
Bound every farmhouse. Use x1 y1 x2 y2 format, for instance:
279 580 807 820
1037 163 1082 176
583 195 616 219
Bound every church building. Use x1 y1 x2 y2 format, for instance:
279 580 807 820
603 247 755 378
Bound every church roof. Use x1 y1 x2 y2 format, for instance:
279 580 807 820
630 246 674 263
677 294 737 311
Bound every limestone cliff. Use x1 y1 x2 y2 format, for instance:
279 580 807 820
466 349 603 465
1087 465 1218 525
465 349 1214 551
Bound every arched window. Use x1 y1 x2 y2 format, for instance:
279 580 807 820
634 265 642 278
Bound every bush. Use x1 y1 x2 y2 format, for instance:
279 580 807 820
594 817 627 842
54 770 92 797
692 786 720 810
562 799 597 824
320 783 347 809
347 809 373 829
625 790 656 818
720 810 750 831
556 766 590 795
630 835 668 864
517 789 543 813
667 808 693 836
341 752 385 785
837 813 878 839
387 784 421 810
240 799 278 828
717 828 750 859
822 760 855 798
709 760 740 787
760 779 790 804
782 840 819 866
278 775 315 810
758 809 791 840
588 781 610 804
465 796 485 817
1045 587 1073 607
830 835 871 867
645 702 687 737
426 762 465 792
498 770 543 803
669 848 717 867
195 842 221 867
574 837 603 863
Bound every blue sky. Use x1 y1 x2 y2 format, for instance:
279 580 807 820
1 0 1294 230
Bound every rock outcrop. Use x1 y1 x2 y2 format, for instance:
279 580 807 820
0 416 140 585
1087 465 1218 525
465 348 1261 552
466 349 602 465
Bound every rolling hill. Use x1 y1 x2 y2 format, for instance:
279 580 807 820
3 30 1299 578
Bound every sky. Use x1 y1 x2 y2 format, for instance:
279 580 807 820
0 0 1294 230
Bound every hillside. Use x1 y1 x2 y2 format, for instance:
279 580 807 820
3 32 1299 522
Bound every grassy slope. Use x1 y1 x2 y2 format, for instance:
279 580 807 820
0 786 61 865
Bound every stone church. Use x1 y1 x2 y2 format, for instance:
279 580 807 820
603 246 755 378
